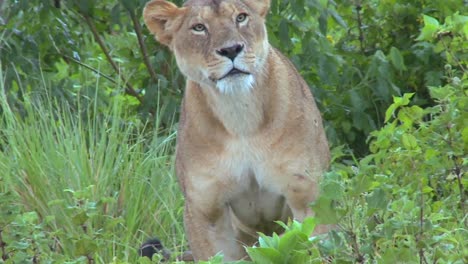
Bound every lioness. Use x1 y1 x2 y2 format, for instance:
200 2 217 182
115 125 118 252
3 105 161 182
143 0 330 260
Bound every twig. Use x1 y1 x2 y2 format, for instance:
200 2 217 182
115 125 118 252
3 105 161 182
61 55 117 84
127 7 159 85
453 160 465 214
445 126 465 215
81 14 143 104
417 172 428 264
87 254 95 264
347 218 365 263
0 229 8 261
31 238 39 264
354 0 365 54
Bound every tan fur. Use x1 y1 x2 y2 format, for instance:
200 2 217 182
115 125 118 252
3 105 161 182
143 0 330 261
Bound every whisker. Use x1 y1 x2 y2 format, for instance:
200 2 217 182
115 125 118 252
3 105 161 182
208 61 224 67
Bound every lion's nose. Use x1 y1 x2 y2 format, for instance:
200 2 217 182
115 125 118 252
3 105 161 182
216 44 244 61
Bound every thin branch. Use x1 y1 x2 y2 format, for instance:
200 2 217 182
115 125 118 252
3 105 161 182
417 173 428 264
127 7 159 85
354 0 365 54
0 229 8 261
347 218 365 263
446 126 465 215
81 14 143 103
62 55 117 84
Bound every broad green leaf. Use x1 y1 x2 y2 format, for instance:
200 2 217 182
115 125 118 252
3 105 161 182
385 93 414 122
21 211 39 223
329 9 348 28
462 127 468 145
76 0 94 16
75 238 97 256
428 86 449 100
384 104 398 123
422 186 433 194
366 188 387 210
278 20 290 49
301 217 317 236
72 211 89 226
321 181 345 199
417 15 440 41
401 133 418 150
463 22 468 38
310 197 340 224
258 233 279 249
287 250 311 264
278 230 308 254
246 247 282 264
388 47 407 71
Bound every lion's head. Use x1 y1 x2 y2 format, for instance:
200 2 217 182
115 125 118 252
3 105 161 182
143 0 271 93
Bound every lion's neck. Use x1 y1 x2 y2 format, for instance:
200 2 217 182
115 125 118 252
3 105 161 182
202 83 266 136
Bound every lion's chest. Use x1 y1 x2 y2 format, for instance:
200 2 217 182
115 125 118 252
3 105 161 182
219 138 292 230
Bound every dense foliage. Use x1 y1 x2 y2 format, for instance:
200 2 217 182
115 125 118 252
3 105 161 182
0 0 466 263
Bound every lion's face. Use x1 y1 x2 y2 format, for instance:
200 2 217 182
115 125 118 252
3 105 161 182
144 0 271 93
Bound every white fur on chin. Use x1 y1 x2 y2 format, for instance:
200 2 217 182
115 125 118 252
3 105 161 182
216 74 254 94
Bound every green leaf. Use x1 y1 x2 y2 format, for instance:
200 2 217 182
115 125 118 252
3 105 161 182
301 217 317 236
422 186 433 194
329 9 348 28
385 93 415 122
318 10 328 35
278 230 308 254
288 250 314 263
463 22 468 38
429 85 453 100
72 211 89 226
76 0 95 16
388 47 407 71
417 15 440 41
22 211 39 223
366 188 387 210
401 133 418 150
246 247 282 264
258 233 279 249
384 104 398 123
120 0 137 10
278 20 290 49
461 127 468 145
75 238 97 256
310 197 339 224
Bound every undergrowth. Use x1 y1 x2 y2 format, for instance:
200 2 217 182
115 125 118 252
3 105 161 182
0 71 187 263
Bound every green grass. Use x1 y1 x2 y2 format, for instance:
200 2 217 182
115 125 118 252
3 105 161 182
0 73 186 262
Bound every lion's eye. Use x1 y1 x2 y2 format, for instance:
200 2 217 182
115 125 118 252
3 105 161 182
192 24 206 32
236 13 248 23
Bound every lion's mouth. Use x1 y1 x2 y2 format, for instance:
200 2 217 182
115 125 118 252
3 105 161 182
219 68 250 80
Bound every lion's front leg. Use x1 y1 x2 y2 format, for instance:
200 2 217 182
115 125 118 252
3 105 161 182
265 162 331 236
183 177 246 261
283 172 333 235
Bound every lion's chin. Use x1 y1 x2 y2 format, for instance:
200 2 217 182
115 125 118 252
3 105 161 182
216 74 254 94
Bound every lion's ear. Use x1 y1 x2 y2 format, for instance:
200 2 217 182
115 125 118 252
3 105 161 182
243 0 270 18
143 0 186 47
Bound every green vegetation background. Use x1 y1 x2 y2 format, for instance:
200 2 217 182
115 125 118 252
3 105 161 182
0 0 466 263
